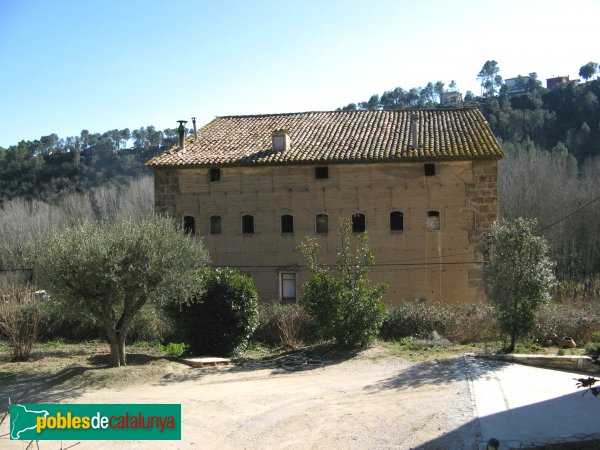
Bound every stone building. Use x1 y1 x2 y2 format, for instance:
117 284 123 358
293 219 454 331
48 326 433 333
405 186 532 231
146 109 503 305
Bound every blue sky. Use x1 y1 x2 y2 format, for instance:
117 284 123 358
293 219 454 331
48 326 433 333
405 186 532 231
1 0 598 147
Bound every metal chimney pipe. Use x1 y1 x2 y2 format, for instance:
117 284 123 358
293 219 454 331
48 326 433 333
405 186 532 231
410 114 419 149
177 120 187 151
192 117 197 141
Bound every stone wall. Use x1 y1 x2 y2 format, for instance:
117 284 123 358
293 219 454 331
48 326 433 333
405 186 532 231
153 160 499 305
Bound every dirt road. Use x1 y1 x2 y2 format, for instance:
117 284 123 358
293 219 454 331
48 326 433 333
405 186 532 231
2 353 478 449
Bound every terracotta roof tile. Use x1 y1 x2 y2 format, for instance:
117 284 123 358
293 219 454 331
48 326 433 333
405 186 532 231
146 108 504 168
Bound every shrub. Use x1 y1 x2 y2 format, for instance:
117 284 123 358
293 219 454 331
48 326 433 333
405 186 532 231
381 301 450 340
445 304 499 344
252 303 316 348
167 268 259 356
300 220 387 348
0 285 46 361
584 342 600 360
381 302 498 344
530 302 600 346
156 342 189 357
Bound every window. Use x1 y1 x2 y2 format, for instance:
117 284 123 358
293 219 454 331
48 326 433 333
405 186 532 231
242 215 254 234
352 213 366 233
390 211 404 231
281 214 294 234
426 211 440 231
424 163 435 176
209 168 221 182
183 215 195 235
315 214 328 234
315 166 329 179
210 215 222 234
280 273 297 303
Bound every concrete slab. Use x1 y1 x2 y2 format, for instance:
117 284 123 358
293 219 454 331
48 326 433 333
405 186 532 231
467 357 600 449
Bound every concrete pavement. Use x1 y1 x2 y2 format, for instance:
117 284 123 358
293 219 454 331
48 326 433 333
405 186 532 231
467 357 600 449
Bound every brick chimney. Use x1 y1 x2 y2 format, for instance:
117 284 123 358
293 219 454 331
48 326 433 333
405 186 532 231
410 114 419 150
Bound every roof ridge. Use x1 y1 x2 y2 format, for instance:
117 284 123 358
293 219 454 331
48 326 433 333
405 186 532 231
216 107 480 120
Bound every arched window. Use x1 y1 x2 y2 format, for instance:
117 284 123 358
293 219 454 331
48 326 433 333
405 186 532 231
281 215 294 234
210 216 222 234
315 214 328 234
426 211 440 231
183 215 195 235
351 213 366 233
390 211 404 231
242 215 254 234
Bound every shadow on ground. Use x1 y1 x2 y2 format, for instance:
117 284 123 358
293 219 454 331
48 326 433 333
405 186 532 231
362 355 506 392
156 344 362 385
415 389 600 450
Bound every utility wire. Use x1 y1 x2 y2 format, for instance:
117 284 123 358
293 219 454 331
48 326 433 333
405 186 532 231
536 192 600 234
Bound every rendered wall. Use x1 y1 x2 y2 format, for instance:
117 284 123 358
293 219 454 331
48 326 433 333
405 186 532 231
154 160 498 305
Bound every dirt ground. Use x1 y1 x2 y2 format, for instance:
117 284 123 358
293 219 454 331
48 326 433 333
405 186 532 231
1 344 478 449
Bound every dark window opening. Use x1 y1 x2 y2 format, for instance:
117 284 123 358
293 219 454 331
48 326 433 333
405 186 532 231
426 211 440 231
352 213 366 233
315 214 328 234
210 216 222 234
183 215 195 235
281 273 297 303
209 168 221 182
242 215 254 234
424 163 436 176
390 211 404 231
315 167 329 179
281 215 294 234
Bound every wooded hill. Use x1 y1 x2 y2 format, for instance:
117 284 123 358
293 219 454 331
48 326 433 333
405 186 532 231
1 68 599 286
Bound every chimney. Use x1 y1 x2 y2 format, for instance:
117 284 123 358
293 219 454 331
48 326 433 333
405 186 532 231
410 114 419 149
192 117 197 141
177 120 187 151
272 130 290 152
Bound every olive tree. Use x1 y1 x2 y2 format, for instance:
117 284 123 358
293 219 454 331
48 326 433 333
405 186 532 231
29 215 209 367
483 218 556 352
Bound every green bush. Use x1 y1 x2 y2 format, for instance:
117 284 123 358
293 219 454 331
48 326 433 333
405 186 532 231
156 342 189 357
252 304 316 348
300 220 387 348
167 268 259 356
584 342 600 359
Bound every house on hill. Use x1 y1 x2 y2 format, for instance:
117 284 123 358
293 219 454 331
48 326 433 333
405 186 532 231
146 109 504 305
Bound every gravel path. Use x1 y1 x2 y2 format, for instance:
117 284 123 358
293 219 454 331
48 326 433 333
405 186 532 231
2 356 478 449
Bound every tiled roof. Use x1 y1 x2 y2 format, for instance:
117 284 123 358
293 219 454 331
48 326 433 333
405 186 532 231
146 108 504 168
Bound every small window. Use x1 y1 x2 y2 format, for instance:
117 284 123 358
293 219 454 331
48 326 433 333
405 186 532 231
390 211 404 231
424 163 435 176
426 211 440 231
242 215 254 234
280 272 297 303
210 216 222 234
209 168 221 182
352 213 366 233
315 167 329 179
315 214 328 234
183 215 195 235
281 215 294 234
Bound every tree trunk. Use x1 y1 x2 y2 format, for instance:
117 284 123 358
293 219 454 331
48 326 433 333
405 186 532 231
117 333 127 366
108 337 121 367
508 330 516 353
